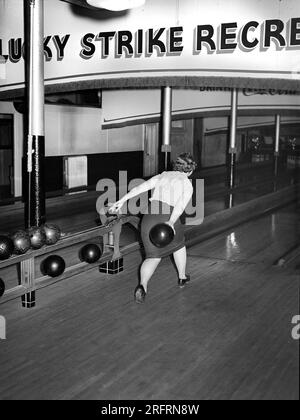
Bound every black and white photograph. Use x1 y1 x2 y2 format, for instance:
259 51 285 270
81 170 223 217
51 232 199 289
0 0 299 404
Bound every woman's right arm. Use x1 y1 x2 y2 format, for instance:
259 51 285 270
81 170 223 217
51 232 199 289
109 174 160 213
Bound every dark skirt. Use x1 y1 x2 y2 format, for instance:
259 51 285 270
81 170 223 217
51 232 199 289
141 200 185 259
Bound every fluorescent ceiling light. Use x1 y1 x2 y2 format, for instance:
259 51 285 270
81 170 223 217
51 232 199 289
86 0 146 11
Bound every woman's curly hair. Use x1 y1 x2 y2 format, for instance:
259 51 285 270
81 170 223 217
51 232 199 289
173 153 197 173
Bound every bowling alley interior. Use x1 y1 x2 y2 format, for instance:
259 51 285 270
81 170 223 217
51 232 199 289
0 0 299 401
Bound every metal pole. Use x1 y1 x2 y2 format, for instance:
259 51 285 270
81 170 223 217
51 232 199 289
275 114 281 155
274 114 281 178
229 89 238 153
161 86 172 171
228 88 238 192
26 0 45 227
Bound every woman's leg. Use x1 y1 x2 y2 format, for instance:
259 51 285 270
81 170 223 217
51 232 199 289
173 246 188 280
140 258 161 292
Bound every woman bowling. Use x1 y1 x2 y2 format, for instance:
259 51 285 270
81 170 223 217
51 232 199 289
110 153 197 304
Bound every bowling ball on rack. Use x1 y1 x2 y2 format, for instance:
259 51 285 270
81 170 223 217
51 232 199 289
43 224 61 246
0 235 14 260
0 278 5 297
28 226 46 250
149 223 175 248
80 244 102 264
42 255 66 278
11 230 31 255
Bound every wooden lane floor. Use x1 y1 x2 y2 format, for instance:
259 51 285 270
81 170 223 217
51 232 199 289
188 204 299 265
0 205 298 400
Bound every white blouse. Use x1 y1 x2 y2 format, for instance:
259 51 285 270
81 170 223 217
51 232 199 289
136 171 193 211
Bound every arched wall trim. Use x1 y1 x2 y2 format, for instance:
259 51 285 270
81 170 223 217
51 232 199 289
1 75 300 101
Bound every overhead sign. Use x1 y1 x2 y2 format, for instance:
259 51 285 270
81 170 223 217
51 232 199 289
0 0 300 94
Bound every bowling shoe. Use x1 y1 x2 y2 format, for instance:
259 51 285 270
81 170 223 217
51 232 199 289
178 275 191 288
134 285 146 304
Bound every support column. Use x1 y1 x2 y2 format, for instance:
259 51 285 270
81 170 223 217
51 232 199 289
25 0 46 228
274 114 281 177
227 88 238 207
193 118 203 168
161 87 172 171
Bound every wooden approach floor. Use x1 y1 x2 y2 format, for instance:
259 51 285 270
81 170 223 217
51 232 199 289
0 206 299 400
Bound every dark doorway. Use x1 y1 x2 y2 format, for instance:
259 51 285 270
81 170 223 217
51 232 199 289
0 115 14 202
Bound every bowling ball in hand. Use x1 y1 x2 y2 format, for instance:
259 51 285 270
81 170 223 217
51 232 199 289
11 230 31 255
0 235 14 260
149 223 175 248
80 244 102 264
42 255 66 278
0 278 5 297
28 227 46 250
43 224 61 246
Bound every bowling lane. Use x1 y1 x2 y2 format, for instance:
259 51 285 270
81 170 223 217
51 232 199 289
187 204 299 266
205 176 296 216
